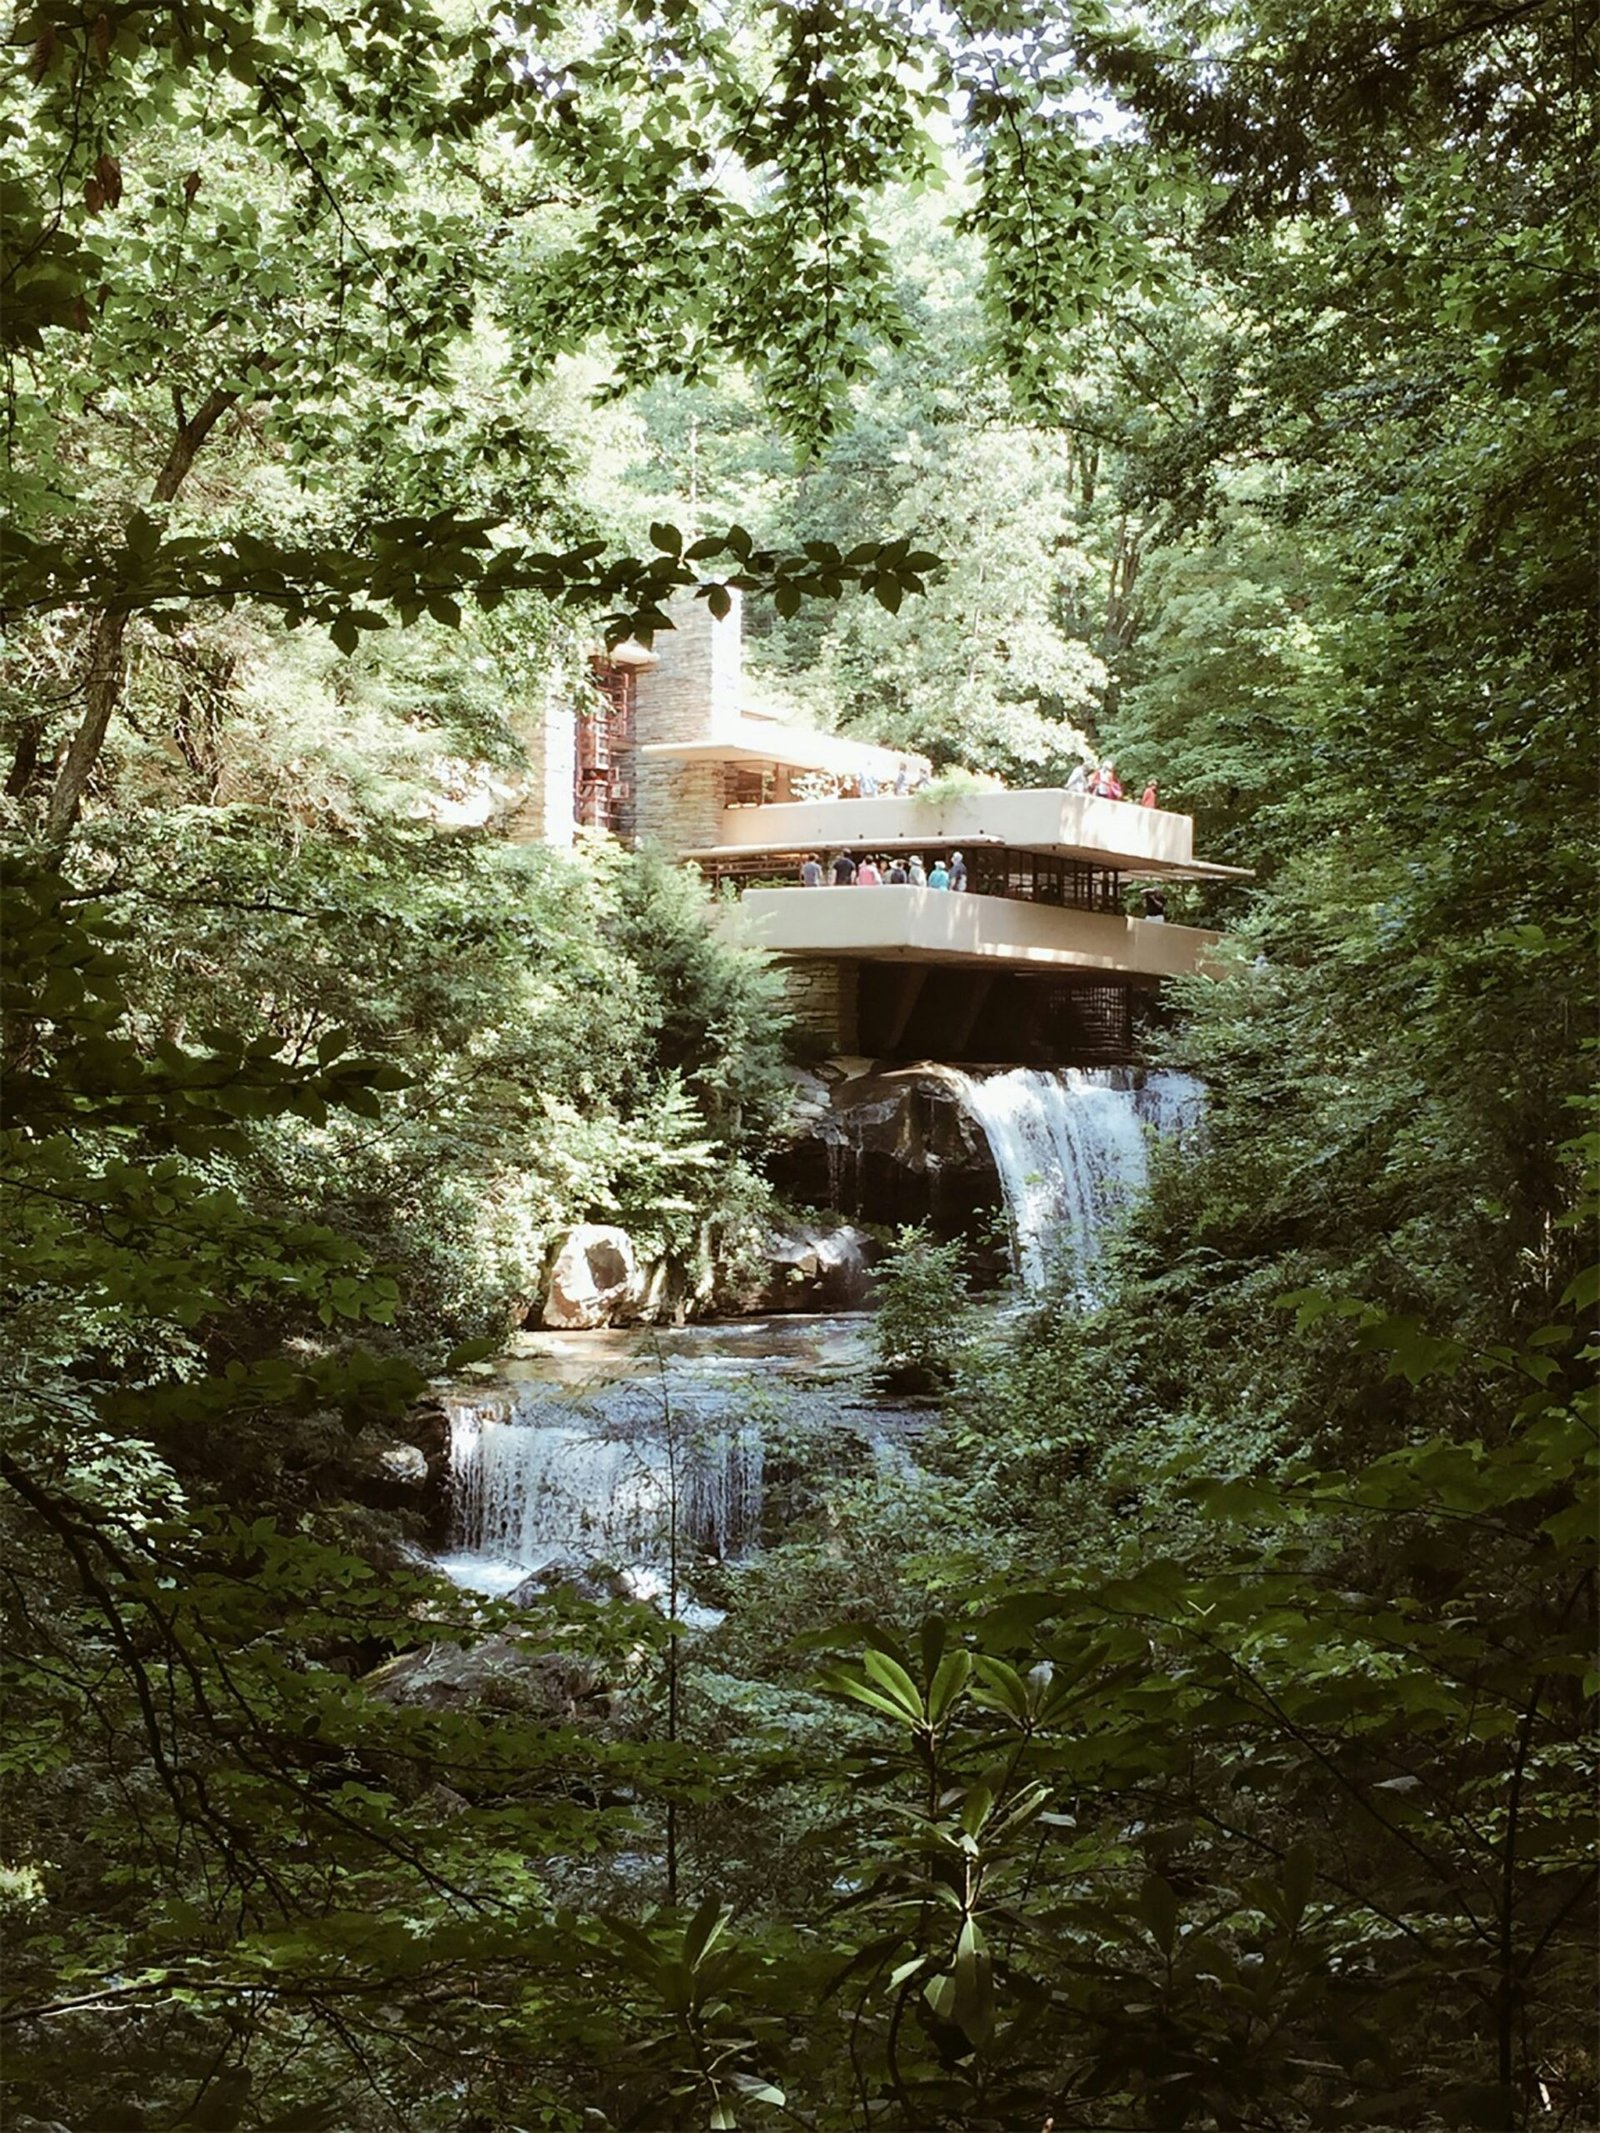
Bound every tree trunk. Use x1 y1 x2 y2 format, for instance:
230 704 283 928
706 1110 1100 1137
44 387 239 842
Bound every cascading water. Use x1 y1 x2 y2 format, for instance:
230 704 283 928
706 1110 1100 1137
944 1067 1203 1293
434 1334 824 1594
441 1384 764 1595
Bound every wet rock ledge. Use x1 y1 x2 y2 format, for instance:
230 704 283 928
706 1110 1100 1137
768 1057 1004 1237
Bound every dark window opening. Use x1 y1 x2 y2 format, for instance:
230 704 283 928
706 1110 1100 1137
856 967 1142 1066
965 851 1123 911
578 660 637 837
726 764 773 809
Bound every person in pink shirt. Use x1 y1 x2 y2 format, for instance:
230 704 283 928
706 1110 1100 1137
856 856 881 885
1140 779 1159 807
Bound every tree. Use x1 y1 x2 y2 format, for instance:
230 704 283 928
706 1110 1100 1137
4 0 1595 2123
3 0 1178 825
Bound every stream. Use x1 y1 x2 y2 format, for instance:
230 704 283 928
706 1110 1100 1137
436 1314 902 1598
434 1067 1203 1599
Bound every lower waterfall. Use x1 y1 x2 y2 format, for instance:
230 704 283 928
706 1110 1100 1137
944 1066 1203 1292
442 1376 765 1595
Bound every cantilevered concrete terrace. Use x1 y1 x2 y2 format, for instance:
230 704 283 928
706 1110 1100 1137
675 784 1248 883
731 886 1219 981
619 592 1245 1059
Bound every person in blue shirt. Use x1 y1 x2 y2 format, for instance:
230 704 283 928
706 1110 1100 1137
799 853 823 886
927 859 951 890
948 850 967 891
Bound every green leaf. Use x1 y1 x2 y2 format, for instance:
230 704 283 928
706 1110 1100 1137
445 1336 502 1369
816 1667 924 1726
926 1648 972 1725
1139 1873 1179 1956
1560 1262 1599 1313
682 1894 729 1970
861 1646 927 1723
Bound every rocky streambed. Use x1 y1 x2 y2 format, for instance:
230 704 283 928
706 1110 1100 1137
408 1314 932 1600
527 1061 1011 1338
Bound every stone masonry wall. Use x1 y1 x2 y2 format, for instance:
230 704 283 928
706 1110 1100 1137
635 755 726 858
632 592 743 855
506 691 576 846
778 957 859 1052
631 589 743 747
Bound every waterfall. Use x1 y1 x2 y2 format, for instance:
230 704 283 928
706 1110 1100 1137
442 1381 764 1592
945 1067 1203 1292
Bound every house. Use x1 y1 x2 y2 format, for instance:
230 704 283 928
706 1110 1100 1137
516 592 1245 1065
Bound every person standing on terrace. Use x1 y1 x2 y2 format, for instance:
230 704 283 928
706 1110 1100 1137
799 853 823 887
831 849 857 885
859 766 879 797
1140 779 1159 808
949 851 967 891
856 854 881 885
1066 760 1090 795
927 858 951 890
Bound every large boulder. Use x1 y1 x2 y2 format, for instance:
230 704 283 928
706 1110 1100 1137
364 1631 611 1720
543 1224 639 1328
754 1222 876 1312
503 1561 634 1607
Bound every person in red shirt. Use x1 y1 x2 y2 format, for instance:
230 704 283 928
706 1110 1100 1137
1140 779 1159 808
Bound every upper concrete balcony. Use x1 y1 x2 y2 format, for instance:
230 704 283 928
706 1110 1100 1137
731 885 1218 981
692 787 1244 881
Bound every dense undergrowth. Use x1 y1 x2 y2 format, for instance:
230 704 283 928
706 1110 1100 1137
4 0 1595 2125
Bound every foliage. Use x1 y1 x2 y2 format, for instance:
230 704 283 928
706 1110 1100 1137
805 1314 1596 2127
870 1225 977 1393
0 0 1187 827
2 0 1595 2124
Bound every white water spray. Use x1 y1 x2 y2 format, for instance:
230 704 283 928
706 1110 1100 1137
946 1067 1202 1292
442 1383 764 1591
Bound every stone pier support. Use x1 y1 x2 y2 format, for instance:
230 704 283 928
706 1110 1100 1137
777 957 859 1052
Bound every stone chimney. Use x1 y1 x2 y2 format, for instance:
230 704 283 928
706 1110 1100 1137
631 589 743 747
631 589 744 854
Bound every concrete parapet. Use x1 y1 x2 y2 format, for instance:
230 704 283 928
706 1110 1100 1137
738 886 1220 982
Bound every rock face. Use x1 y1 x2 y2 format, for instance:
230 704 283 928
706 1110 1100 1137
364 1632 610 1720
769 1059 1006 1240
503 1562 634 1607
543 1223 641 1328
741 1222 876 1313
530 1076 1002 1326
400 1397 454 1545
